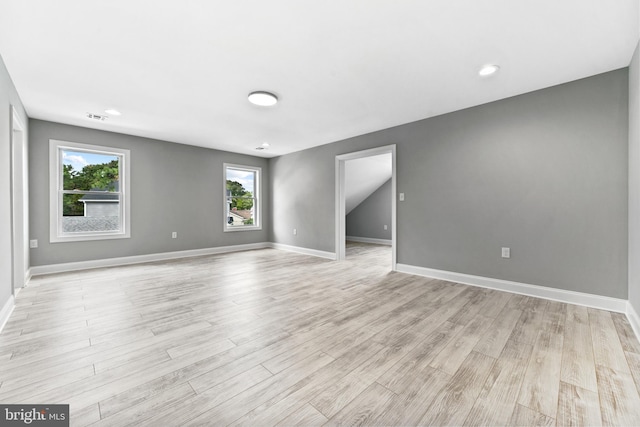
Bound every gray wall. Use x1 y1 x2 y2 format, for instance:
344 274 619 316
29 120 269 266
270 69 629 299
0 55 28 310
629 41 640 313
346 179 392 240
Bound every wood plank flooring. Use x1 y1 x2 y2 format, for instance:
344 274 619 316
1 242 640 426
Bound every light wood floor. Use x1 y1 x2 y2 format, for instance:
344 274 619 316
1 243 640 426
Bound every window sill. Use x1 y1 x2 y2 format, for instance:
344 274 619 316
224 226 262 233
50 231 130 243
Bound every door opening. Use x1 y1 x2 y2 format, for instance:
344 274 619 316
335 145 396 269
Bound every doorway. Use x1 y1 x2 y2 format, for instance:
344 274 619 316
335 145 396 269
11 106 28 294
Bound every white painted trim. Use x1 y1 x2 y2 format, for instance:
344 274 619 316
223 163 262 232
346 236 392 246
269 243 336 260
396 263 628 313
0 295 15 333
11 106 29 295
49 139 131 243
390 148 397 270
29 241 339 277
335 156 346 261
335 144 397 269
627 301 640 341
30 243 271 276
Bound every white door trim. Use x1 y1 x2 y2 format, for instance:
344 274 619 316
335 145 397 269
11 106 28 294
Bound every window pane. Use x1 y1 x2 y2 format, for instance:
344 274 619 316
223 164 260 231
226 168 255 195
62 149 120 191
226 197 255 226
62 193 121 233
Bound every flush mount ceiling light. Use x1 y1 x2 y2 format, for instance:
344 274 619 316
261 142 270 148
479 64 500 77
248 91 278 106
105 108 121 116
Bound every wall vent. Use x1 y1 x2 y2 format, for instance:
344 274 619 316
86 113 108 121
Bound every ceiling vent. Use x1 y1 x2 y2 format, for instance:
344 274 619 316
86 112 108 121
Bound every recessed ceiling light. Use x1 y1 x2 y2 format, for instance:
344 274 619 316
261 142 270 148
248 91 278 106
479 64 500 77
105 108 121 116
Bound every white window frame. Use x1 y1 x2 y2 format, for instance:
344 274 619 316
49 139 131 242
223 163 261 232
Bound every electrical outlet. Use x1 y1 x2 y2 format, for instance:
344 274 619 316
29 239 38 248
399 193 405 201
172 232 177 239
293 228 297 235
501 247 510 258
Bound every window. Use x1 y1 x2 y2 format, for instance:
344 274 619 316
49 140 130 242
224 163 261 231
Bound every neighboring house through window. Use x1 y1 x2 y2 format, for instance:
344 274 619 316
224 163 261 231
49 139 130 242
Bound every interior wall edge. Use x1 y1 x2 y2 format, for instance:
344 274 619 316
627 38 640 341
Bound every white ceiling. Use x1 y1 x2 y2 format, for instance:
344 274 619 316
0 1 638 158
345 154 392 215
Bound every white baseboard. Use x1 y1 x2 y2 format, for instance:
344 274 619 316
30 242 336 278
30 242 271 276
0 295 15 333
268 243 336 260
396 263 628 313
346 236 392 246
627 301 640 341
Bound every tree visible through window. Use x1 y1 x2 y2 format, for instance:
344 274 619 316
62 152 119 218
224 164 260 230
